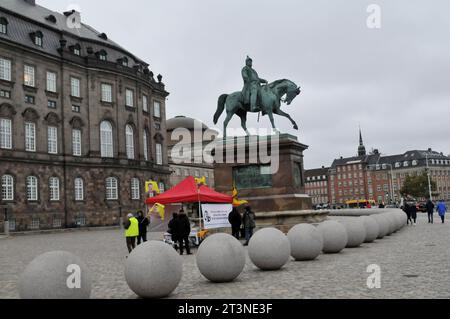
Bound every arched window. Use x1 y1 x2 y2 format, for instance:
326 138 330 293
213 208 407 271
74 178 84 201
100 121 113 158
49 177 60 201
125 125 135 159
131 178 140 200
27 176 38 201
105 177 118 200
143 129 149 161
0 17 8 34
1 175 13 201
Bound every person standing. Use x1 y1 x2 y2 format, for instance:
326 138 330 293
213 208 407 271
426 199 435 224
437 200 448 224
176 210 191 255
409 203 418 226
243 206 256 246
228 207 242 240
168 213 179 251
136 211 150 245
123 213 139 254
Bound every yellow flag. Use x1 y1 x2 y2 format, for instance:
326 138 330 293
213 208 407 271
145 181 160 194
232 186 248 207
156 203 165 221
195 176 207 185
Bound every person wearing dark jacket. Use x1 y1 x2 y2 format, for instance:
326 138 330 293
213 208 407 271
168 213 179 250
175 210 191 255
409 203 418 226
426 199 435 224
228 207 242 239
136 211 150 245
243 206 256 246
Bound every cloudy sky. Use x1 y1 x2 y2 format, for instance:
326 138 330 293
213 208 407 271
40 0 450 169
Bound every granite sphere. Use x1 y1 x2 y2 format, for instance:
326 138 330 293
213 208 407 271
383 213 397 235
360 216 380 243
287 224 324 261
248 228 291 270
340 219 367 248
372 214 390 239
196 233 246 282
317 220 348 254
20 251 92 299
125 241 182 299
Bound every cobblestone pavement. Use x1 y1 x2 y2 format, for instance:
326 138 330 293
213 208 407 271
1 212 449 299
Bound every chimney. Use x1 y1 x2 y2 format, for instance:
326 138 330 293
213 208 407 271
24 0 36 5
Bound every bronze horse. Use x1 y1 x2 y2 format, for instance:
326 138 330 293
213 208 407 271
213 79 301 136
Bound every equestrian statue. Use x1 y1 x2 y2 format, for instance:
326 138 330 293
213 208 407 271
214 56 301 136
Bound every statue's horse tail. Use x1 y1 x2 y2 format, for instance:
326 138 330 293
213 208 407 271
214 94 228 125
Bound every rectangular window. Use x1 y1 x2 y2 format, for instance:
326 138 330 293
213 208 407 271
53 218 62 228
25 95 35 104
9 219 16 231
0 89 11 99
71 77 80 97
154 101 161 118
156 143 163 165
0 118 12 149
47 126 58 154
48 100 57 109
24 65 35 87
25 122 36 152
143 131 148 161
30 219 40 230
72 129 82 156
131 178 140 200
49 177 60 201
76 216 86 226
106 178 118 200
27 177 38 201
72 105 80 113
0 23 6 35
143 95 148 112
46 71 57 92
126 89 134 107
74 178 84 201
0 58 11 81
35 35 42 47
73 47 81 56
101 84 113 102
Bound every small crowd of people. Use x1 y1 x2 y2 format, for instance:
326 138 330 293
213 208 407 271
123 211 150 254
403 199 447 226
228 206 256 246
167 209 192 255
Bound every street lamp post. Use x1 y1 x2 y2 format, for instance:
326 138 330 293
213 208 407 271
425 153 433 201
383 164 395 205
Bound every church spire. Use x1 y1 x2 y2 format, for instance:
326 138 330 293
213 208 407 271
358 127 366 157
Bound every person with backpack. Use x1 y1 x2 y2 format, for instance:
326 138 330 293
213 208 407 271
175 209 191 255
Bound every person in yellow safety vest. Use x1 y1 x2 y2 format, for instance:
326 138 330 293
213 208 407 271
124 213 139 253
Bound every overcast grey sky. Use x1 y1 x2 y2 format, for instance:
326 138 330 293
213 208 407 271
40 0 450 169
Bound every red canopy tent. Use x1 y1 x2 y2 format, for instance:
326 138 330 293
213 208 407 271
145 176 232 205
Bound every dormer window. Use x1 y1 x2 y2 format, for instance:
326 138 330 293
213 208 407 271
30 31 43 47
122 57 128 67
98 33 108 40
0 17 8 35
97 50 107 61
71 44 81 56
45 15 57 24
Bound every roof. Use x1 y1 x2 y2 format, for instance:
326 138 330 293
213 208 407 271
331 154 381 168
146 176 233 205
305 167 329 177
0 0 144 64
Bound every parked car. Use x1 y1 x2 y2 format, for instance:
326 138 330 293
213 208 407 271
416 202 427 213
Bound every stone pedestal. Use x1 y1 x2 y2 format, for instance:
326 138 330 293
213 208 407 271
214 134 313 215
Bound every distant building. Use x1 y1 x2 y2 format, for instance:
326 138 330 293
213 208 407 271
305 166 330 206
329 130 450 205
166 116 218 188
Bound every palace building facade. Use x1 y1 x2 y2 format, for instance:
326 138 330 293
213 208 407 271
0 0 170 231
